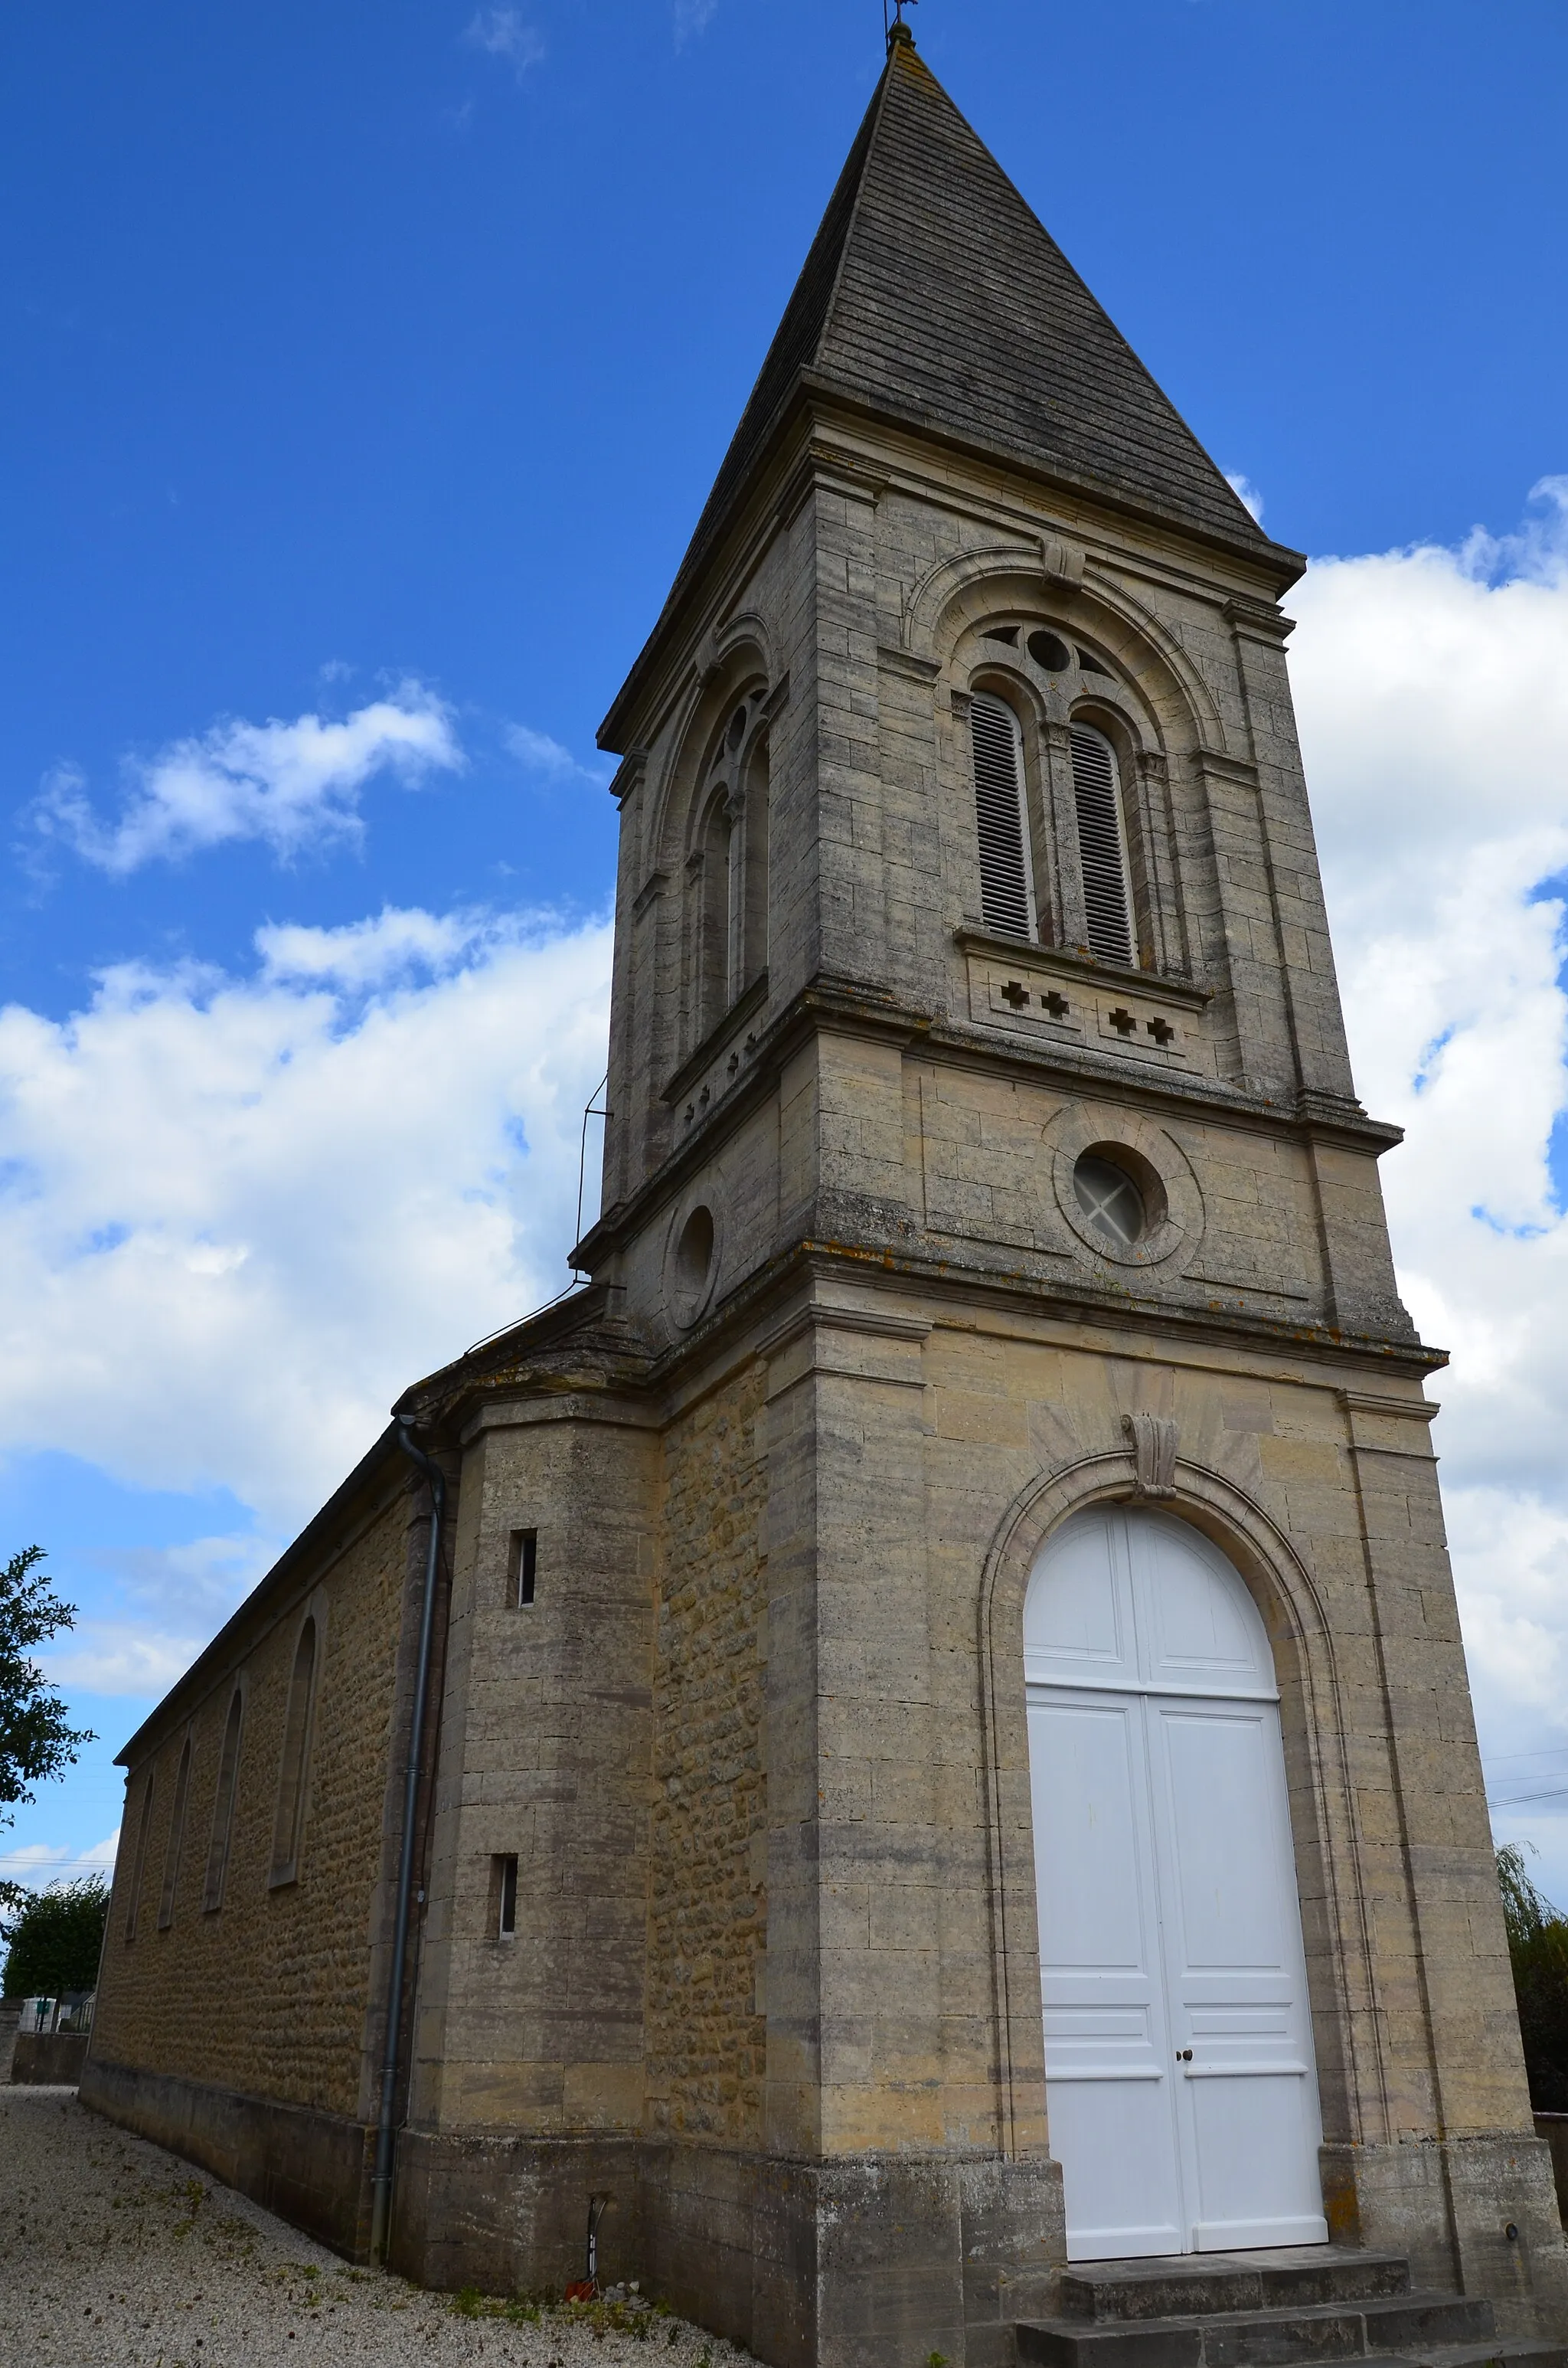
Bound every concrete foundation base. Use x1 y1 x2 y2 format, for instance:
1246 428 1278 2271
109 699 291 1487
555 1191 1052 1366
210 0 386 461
390 2133 1065 2368
79 2053 374 2259
1321 2134 1568 2334
75 2062 1568 2359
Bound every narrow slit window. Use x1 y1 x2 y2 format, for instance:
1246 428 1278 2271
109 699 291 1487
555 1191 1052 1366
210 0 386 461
1070 722 1135 965
204 1689 244 1912
157 1738 193 1931
270 1617 318 1886
123 1767 156 1942
509 1529 537 1608
970 693 1035 939
496 1853 518 1939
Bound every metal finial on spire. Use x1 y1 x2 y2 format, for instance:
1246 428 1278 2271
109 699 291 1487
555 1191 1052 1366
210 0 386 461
883 0 916 50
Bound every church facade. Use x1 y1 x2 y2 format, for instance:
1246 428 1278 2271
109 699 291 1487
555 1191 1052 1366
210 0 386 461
83 31 1566 2367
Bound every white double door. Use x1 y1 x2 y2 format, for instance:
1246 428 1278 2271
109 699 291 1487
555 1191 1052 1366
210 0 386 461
1025 1506 1328 2262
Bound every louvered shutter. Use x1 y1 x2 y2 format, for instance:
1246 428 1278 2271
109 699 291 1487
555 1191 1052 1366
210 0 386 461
970 694 1034 938
1070 724 1133 964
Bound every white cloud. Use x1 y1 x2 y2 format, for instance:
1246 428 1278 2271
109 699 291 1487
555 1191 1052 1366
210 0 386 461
674 0 719 47
1289 475 1568 1891
43 1623 212 1699
464 8 546 77
0 1830 119 1892
256 905 481 989
505 721 610 784
1225 470 1265 524
29 685 462 873
0 905 612 1532
35 1534 281 1702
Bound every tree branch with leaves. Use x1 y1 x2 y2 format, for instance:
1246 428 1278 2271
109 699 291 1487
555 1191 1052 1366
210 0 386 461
1 1545 95 1935
1497 1840 1568 2111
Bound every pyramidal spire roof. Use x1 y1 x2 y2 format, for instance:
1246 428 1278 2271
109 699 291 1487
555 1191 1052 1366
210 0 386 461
673 34 1279 604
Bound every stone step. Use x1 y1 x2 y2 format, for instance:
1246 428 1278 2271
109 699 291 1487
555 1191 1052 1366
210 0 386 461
1060 2252 1414 2323
1396 2348 1568 2368
1018 2292 1495 2368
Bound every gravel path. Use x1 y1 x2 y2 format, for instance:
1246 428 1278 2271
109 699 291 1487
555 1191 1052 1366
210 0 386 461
0 2088 757 2368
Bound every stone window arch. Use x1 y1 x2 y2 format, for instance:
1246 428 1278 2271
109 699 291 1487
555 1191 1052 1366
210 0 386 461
122 1761 156 1942
969 689 1036 938
684 689 769 1051
1070 693 1177 974
694 787 737 1040
978 1447 1361 2168
156 1732 193 1931
956 610 1187 976
270 1614 320 1889
202 1684 244 1913
1067 719 1135 964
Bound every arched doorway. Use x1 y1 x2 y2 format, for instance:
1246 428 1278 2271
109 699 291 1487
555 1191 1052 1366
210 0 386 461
1025 1504 1328 2261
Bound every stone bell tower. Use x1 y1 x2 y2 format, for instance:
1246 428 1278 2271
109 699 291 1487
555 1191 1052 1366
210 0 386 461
387 25 1566 2366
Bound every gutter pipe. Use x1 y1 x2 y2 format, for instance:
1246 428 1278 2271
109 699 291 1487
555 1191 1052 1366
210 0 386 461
370 1418 446 2265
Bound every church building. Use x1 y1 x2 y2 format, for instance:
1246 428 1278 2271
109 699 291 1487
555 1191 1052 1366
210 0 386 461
83 28 1568 2367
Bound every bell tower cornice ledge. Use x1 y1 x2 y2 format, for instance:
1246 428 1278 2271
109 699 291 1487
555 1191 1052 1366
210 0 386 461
645 1237 1449 1394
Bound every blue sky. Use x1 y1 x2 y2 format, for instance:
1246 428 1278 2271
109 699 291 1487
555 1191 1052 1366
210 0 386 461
5 1 1568 1897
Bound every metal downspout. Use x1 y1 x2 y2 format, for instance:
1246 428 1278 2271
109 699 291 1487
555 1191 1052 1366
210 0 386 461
370 1418 446 2265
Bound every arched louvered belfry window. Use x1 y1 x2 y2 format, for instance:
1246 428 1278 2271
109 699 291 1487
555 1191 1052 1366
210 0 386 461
970 692 1035 939
688 692 770 1055
1070 722 1135 965
737 732 769 991
697 793 734 1038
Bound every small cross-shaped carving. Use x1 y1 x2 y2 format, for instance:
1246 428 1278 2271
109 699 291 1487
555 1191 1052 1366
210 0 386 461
1145 1015 1175 1046
684 1104 694 1124
1042 990 1070 1019
727 1053 740 1075
699 1085 710 1108
1108 1006 1138 1036
744 1034 757 1054
1001 979 1029 1009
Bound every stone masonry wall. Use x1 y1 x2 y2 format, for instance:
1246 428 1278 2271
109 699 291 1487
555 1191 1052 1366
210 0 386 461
90 1483 409 2119
647 1359 769 2147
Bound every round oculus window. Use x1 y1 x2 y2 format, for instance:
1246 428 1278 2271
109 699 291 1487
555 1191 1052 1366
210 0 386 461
1073 1152 1146 1250
675 1204 714 1294
1027 629 1073 673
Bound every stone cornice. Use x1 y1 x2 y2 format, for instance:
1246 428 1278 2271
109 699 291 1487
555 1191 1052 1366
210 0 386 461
598 386 1305 757
646 1238 1448 1421
575 973 1406 1287
571 976 935 1274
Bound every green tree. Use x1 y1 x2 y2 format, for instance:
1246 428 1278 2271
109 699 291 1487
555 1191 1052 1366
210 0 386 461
1497 1841 1568 2111
1 1874 109 1997
1 1545 95 1931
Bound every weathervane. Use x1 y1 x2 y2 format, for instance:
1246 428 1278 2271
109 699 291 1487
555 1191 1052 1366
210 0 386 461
883 0 916 46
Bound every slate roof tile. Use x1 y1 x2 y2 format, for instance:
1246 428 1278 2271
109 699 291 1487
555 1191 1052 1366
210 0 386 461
697 37 1266 560
604 36 1279 741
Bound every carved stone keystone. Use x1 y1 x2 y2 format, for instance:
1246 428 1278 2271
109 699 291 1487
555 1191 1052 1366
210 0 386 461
1124 1411 1179 1498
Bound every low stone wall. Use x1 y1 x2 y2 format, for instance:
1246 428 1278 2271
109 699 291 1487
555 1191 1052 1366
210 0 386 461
1537 2115 1568 2229
79 2052 375 2258
11 2031 89 2085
